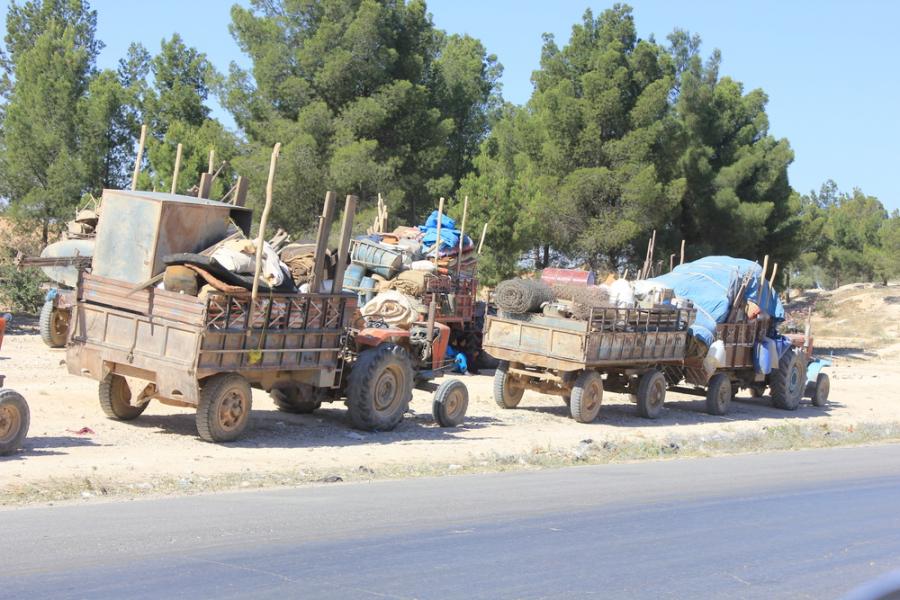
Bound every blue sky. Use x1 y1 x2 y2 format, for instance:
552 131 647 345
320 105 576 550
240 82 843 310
2 0 897 210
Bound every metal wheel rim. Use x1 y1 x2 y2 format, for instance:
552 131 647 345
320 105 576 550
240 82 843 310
374 366 403 412
649 378 665 409
218 389 248 431
444 388 466 419
583 381 602 411
504 375 524 400
112 376 131 406
0 404 21 444
788 365 801 397
50 310 67 340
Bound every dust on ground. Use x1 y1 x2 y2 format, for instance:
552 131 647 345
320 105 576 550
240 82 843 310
1 283 899 505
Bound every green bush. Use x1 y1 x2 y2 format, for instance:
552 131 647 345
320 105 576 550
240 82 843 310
0 263 47 314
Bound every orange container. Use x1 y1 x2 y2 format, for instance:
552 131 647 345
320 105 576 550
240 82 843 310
540 268 595 286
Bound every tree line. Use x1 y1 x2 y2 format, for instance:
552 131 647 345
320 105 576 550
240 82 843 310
0 0 896 289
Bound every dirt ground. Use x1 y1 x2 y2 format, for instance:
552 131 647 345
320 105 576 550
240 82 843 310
2 283 899 504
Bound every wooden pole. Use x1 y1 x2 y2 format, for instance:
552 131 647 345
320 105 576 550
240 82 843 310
311 192 337 293
456 196 469 280
669 253 675 272
477 222 488 255
170 143 183 194
680 239 685 265
758 254 769 313
130 124 147 191
251 143 281 304
769 263 778 288
433 197 444 266
208 149 215 174
332 195 357 294
648 229 657 278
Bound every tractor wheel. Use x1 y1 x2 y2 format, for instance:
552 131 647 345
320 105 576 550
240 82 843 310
771 350 804 411
705 373 732 416
99 373 147 421
569 370 603 423
347 344 413 431
196 374 253 443
0 389 29 456
432 379 468 427
636 370 666 419
39 301 68 348
270 384 321 414
811 373 830 407
493 361 524 409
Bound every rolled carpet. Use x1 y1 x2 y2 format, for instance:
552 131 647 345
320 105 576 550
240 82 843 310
495 278 555 314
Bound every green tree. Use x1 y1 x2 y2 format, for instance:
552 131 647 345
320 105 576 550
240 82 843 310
225 0 501 234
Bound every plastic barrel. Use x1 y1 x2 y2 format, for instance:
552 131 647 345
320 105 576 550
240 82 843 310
358 276 377 307
351 240 402 279
343 263 366 292
754 341 772 374
541 268 595 286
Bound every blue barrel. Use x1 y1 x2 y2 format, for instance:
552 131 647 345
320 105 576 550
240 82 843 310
351 240 402 278
358 276 377 307
343 263 366 293
754 341 772 374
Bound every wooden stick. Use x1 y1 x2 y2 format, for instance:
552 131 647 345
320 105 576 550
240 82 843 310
769 262 778 288
648 229 657 277
669 253 675 272
208 149 215 174
433 197 444 265
311 192 337 293
332 195 357 294
680 239 685 265
478 222 488 255
456 196 469 279
170 143 183 194
251 143 281 304
130 124 147 191
758 254 770 314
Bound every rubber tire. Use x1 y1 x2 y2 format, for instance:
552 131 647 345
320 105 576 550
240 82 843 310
569 370 603 423
636 370 666 419
771 350 804 411
270 384 321 414
99 373 147 421
706 373 732 416
432 379 468 427
39 301 67 348
0 389 29 456
347 344 414 431
196 373 253 443
493 361 524 409
562 395 571 407
811 373 830 407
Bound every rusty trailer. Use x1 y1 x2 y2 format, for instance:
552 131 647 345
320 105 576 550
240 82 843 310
483 306 695 423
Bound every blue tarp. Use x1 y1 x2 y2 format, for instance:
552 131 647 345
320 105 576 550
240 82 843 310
420 210 471 254
649 256 784 347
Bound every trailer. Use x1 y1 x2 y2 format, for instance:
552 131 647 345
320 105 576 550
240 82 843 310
0 313 29 455
483 305 696 422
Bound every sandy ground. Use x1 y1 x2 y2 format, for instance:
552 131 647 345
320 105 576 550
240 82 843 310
2 284 899 501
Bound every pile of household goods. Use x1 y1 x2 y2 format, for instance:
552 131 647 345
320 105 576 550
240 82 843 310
159 228 324 299
342 209 476 329
494 270 689 327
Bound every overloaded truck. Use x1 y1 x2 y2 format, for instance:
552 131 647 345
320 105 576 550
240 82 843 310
65 190 467 442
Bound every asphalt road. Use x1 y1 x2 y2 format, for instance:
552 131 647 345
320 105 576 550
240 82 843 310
4 445 900 599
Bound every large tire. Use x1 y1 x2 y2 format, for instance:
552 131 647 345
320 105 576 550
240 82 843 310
706 373 732 416
493 361 524 409
347 344 414 431
270 384 321 414
569 370 603 423
39 300 68 348
771 349 804 411
432 379 468 427
196 374 253 443
636 370 666 419
811 373 830 408
99 373 147 421
0 389 29 456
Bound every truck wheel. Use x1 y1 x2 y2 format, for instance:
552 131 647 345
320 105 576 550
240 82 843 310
570 371 603 423
196 374 253 443
811 373 830 407
636 370 666 419
347 344 413 431
99 373 147 421
493 361 524 409
771 350 803 411
705 373 732 416
270 384 321 414
0 389 29 456
432 379 468 427
39 301 68 348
